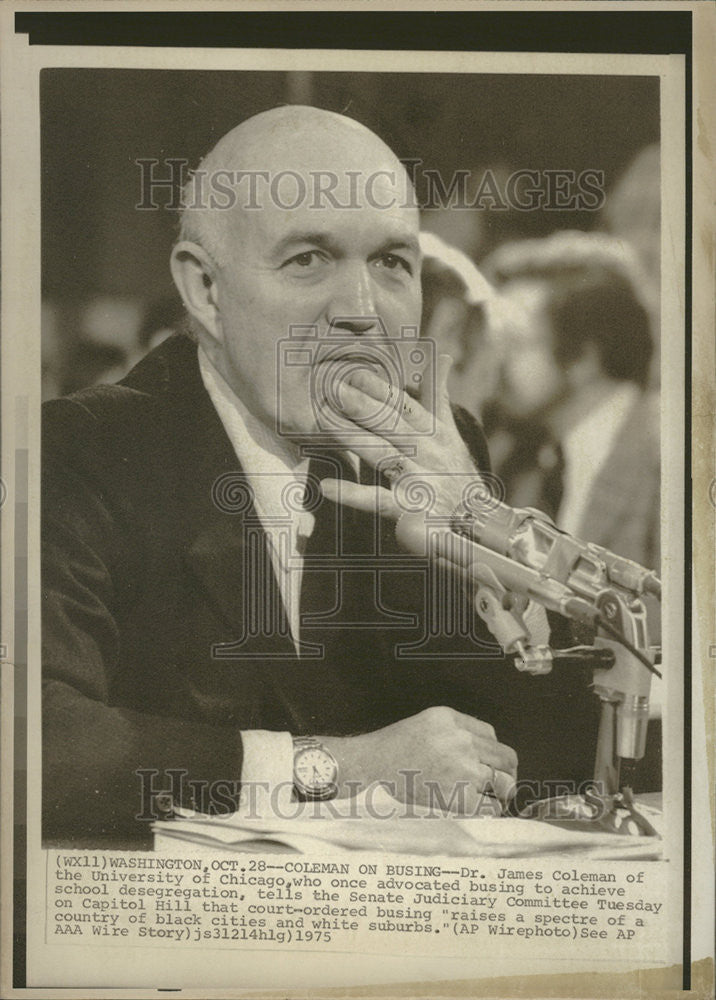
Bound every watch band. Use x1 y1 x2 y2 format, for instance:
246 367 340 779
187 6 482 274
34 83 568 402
293 736 322 750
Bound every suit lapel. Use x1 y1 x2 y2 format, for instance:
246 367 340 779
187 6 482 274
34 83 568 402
181 440 298 661
132 334 296 657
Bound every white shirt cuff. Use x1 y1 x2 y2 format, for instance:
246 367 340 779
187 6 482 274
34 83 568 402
238 730 294 816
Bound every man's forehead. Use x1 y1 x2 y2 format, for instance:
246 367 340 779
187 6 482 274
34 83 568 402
224 164 415 210
222 170 420 250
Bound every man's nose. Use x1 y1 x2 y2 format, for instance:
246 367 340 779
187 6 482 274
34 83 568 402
327 263 380 334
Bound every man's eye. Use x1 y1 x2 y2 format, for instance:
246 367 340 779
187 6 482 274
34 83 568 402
284 250 324 269
376 253 412 275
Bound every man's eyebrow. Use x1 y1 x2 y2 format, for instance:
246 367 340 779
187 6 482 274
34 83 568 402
270 231 336 257
377 236 421 257
270 231 422 259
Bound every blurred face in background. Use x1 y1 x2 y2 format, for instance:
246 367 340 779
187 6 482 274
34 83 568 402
492 279 565 421
422 294 498 419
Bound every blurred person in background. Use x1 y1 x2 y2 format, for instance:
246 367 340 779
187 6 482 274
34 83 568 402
77 294 145 386
419 231 499 421
419 162 531 265
482 231 662 790
482 231 659 574
41 294 187 399
42 299 132 399
137 293 186 356
420 228 663 793
600 144 660 379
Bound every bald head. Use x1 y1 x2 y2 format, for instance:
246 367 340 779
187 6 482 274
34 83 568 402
204 104 401 173
179 105 417 264
170 103 422 434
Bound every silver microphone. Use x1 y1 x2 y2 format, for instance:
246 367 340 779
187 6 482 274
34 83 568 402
395 484 660 766
396 479 660 610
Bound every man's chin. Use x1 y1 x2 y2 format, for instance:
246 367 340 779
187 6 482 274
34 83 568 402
283 416 383 455
275 411 341 448
286 424 355 450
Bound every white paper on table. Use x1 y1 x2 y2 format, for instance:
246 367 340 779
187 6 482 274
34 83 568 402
153 786 663 860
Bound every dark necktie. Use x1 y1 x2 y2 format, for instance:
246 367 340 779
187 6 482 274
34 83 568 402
496 424 565 523
299 450 375 633
297 452 400 732
535 437 566 522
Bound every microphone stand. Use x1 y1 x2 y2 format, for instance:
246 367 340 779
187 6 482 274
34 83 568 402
395 509 662 837
470 572 660 836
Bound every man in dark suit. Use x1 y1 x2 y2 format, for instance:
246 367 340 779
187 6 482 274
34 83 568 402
480 231 661 791
482 231 659 568
43 107 596 846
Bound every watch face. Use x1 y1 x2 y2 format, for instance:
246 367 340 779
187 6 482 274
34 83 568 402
294 745 338 798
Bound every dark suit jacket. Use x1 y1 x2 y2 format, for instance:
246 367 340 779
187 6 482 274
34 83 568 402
43 334 599 845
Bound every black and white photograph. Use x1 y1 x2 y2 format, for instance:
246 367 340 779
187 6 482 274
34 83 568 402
40 67 666 847
1 4 713 998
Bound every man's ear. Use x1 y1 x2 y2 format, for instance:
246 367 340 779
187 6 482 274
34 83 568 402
170 241 221 345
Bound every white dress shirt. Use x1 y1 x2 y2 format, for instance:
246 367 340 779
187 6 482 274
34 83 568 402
199 348 316 803
199 348 315 644
557 383 639 538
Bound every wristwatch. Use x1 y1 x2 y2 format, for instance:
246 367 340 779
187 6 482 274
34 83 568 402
292 736 339 801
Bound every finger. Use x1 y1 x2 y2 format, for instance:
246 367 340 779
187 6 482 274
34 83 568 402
334 380 432 440
313 404 420 491
313 402 399 456
435 353 454 421
424 782 505 818
449 710 497 743
475 736 519 777
320 479 399 519
343 366 395 404
475 762 517 804
344 368 432 432
472 794 507 817
314 397 421 466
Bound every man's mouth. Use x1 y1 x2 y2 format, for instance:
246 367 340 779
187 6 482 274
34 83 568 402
324 353 382 371
315 353 392 393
